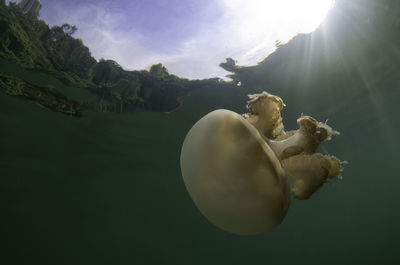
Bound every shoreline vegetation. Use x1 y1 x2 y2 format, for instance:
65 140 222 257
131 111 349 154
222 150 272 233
0 71 83 116
0 0 233 116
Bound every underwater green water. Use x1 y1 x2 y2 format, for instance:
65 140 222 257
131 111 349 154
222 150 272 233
1 60 400 265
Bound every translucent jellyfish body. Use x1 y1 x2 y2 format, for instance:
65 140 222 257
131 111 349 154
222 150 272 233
180 92 342 235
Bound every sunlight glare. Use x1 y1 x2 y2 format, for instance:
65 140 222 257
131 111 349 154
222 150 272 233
220 0 335 65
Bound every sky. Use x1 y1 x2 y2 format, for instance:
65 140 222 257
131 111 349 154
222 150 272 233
8 0 334 79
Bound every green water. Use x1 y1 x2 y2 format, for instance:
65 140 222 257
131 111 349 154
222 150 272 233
1 60 399 265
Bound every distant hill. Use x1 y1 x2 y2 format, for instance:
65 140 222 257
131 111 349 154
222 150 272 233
223 0 400 101
219 0 400 145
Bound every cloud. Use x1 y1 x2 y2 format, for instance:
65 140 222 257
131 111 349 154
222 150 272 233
7 0 333 79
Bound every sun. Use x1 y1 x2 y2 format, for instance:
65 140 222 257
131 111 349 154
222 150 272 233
223 0 334 35
219 0 335 65
280 0 335 33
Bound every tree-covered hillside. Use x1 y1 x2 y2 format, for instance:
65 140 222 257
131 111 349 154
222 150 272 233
0 0 227 115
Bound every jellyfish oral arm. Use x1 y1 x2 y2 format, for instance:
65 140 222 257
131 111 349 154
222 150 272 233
267 115 338 160
243 92 342 200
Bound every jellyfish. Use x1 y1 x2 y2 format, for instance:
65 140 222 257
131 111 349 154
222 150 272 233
180 91 342 235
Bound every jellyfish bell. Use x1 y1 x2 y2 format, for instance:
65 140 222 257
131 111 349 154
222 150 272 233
180 92 342 235
180 109 290 235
